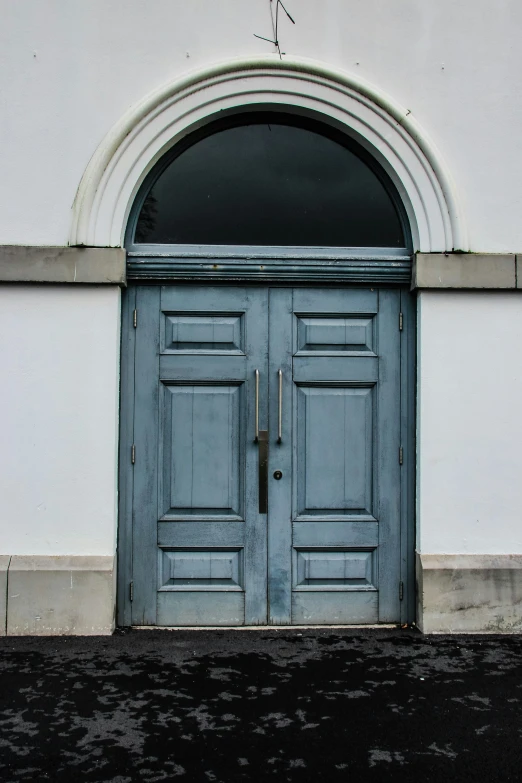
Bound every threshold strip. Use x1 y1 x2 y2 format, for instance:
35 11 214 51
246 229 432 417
130 624 400 631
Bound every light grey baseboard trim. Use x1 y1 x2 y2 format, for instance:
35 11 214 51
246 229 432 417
5 555 116 636
417 552 522 633
0 556 10 637
413 253 520 289
0 246 126 285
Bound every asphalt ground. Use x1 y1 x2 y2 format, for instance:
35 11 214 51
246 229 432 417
1 628 521 782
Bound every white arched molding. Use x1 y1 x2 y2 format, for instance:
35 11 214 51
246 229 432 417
70 56 467 252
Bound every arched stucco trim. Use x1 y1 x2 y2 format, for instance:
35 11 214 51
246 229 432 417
69 55 467 252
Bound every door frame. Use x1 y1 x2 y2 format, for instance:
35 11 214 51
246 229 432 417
116 276 416 627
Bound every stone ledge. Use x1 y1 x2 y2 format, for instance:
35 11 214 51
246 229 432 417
413 253 517 289
417 553 522 633
0 246 126 285
6 555 115 636
0 556 10 637
517 256 522 288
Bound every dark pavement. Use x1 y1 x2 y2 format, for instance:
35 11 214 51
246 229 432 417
1 628 521 782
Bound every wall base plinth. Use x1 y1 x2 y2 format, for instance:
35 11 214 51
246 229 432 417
0 556 9 636
5 556 115 636
417 553 522 633
5 553 522 635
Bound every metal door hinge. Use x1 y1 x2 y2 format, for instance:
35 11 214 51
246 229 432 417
131 444 136 464
133 309 137 328
399 581 404 601
399 312 403 331
129 581 134 602
399 446 403 465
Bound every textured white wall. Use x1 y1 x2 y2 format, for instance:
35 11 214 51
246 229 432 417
2 3 522 562
1 0 522 250
0 286 120 556
417 292 522 554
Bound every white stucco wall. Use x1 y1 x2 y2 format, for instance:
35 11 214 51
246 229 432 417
2 2 522 573
1 0 522 251
417 291 522 554
0 286 120 556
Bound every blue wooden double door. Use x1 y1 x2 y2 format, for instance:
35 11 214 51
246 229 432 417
129 284 403 626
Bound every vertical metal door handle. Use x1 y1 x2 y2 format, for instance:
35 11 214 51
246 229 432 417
254 369 259 443
258 430 268 513
277 369 283 444
253 369 268 512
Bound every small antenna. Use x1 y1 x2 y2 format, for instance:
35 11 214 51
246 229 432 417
254 0 295 60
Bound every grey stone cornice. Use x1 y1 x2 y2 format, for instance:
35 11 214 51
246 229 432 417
2 247 522 289
413 252 522 289
0 246 126 285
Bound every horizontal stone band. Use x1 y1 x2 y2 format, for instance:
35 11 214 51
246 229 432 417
0 246 126 285
413 253 522 289
1 247 521 289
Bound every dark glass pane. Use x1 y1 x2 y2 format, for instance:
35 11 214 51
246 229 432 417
135 120 405 247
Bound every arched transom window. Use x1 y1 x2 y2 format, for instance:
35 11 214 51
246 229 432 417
130 113 409 250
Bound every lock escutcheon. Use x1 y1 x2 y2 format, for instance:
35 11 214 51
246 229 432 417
273 470 283 480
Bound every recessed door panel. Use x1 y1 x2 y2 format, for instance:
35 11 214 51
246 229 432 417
160 549 243 590
296 386 373 518
162 313 244 354
294 549 375 589
161 384 242 518
296 316 375 354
